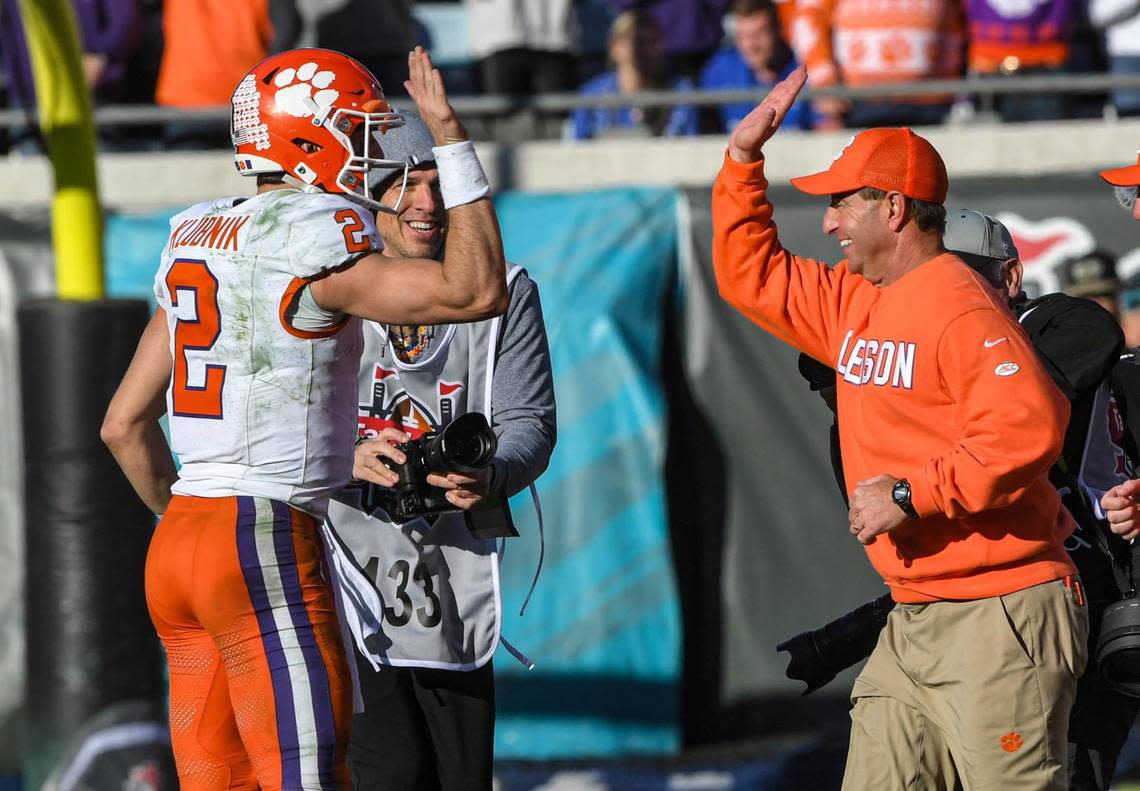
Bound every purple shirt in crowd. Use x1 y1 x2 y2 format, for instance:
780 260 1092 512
0 0 142 107
964 0 1074 68
604 0 732 57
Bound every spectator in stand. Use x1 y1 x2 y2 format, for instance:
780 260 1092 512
156 0 300 149
1090 0 1140 117
0 0 142 151
299 0 417 98
790 0 964 129
465 0 579 96
700 0 812 132
1058 249 1121 318
964 0 1075 121
463 0 579 140
570 9 698 140
604 0 732 82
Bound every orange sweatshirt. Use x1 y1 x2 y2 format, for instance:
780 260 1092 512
156 0 273 108
712 154 1076 603
791 0 965 92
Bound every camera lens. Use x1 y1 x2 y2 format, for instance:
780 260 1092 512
1097 597 1140 698
445 430 494 468
423 413 497 473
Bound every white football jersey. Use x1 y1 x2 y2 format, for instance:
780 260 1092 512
153 188 382 517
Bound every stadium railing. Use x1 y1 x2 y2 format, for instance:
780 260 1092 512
1 72 1140 130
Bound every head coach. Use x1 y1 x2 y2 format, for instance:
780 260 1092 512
710 67 1088 789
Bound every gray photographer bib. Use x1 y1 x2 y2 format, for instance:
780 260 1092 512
322 267 521 671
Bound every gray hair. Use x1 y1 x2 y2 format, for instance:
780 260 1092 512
1116 185 1138 214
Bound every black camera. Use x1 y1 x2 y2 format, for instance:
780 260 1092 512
777 594 895 695
370 412 497 520
362 413 518 539
1095 531 1140 698
1098 597 1140 696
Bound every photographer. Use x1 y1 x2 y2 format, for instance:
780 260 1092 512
321 113 557 791
792 210 1139 791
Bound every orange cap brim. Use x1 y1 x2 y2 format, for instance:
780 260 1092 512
1101 163 1140 187
789 169 865 196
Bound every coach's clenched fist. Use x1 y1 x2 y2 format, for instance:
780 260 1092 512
848 474 907 546
1102 478 1140 541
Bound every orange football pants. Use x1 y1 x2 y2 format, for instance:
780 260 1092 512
145 494 352 790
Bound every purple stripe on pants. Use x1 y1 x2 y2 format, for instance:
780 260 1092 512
270 499 338 790
236 496 301 788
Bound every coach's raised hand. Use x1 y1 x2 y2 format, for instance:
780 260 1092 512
727 65 808 164
405 46 468 145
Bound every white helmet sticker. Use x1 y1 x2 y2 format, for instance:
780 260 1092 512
232 75 269 151
274 62 340 119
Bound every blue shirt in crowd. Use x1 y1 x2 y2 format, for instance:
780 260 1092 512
570 72 699 140
699 50 813 132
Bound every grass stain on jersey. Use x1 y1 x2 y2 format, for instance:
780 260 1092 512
228 283 254 347
249 190 294 249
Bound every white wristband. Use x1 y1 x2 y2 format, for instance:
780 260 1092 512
433 140 491 209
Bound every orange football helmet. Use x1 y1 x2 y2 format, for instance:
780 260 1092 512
231 48 407 212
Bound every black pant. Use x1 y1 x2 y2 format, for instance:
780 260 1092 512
349 650 496 791
476 49 577 95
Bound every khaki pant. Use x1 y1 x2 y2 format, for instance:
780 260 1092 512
842 578 1088 791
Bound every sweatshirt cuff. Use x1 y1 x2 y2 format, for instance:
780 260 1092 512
906 472 938 519
719 151 767 184
489 457 506 497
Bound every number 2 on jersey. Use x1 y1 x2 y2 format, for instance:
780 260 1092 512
335 209 371 253
166 258 226 419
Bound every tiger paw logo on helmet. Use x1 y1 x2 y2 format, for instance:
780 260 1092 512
273 62 338 119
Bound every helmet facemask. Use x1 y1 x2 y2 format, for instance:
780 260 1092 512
327 105 408 213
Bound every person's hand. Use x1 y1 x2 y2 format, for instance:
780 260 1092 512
352 428 410 487
727 65 808 164
81 53 107 87
1102 479 1140 541
848 474 908 546
404 46 467 145
426 467 493 510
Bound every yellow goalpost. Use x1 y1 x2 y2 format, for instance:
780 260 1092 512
16 0 103 300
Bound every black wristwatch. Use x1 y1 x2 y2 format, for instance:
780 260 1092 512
892 478 919 519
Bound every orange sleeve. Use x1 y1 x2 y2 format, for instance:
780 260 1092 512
790 0 839 87
711 153 868 365
905 308 1069 518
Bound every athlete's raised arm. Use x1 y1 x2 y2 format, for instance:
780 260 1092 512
310 48 507 326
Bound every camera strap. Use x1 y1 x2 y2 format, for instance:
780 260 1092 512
498 482 545 618
494 483 545 671
499 637 535 670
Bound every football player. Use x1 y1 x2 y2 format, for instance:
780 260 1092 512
101 47 507 791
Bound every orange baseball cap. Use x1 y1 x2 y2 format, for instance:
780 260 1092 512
1101 150 1140 187
790 127 949 203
